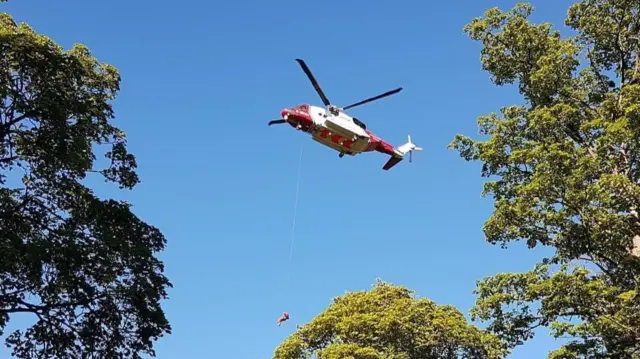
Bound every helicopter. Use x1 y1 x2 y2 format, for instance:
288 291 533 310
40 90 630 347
268 58 422 171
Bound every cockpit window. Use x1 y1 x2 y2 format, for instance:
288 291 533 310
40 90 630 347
297 105 308 111
353 117 367 130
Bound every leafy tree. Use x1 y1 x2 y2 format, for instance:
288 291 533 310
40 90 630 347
272 280 508 359
0 11 171 358
449 1 640 357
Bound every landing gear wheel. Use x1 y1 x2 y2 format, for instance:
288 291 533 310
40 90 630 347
339 153 344 158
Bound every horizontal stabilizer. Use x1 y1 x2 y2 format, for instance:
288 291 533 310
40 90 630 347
382 156 403 171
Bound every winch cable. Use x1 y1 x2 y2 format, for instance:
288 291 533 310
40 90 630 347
288 140 304 264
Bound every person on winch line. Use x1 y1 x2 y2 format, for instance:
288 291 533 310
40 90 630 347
277 312 289 326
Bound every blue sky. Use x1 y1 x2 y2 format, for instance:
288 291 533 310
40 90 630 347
3 0 580 357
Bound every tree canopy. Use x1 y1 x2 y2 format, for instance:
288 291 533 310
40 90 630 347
272 280 508 359
449 0 640 357
0 11 171 358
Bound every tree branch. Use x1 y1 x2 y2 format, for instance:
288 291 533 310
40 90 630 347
1 294 112 316
0 155 18 164
1 112 33 130
585 40 611 90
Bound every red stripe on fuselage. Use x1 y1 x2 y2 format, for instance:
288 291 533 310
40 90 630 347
365 130 395 155
318 128 353 149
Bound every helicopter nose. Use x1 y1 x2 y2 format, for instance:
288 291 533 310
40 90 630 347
281 108 291 118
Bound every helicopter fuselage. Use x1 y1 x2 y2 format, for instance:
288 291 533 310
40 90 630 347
280 104 396 157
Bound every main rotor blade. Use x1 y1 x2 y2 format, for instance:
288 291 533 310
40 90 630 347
295 58 331 106
268 119 287 126
342 87 403 110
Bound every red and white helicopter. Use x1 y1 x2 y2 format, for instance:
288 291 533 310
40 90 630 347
268 58 422 171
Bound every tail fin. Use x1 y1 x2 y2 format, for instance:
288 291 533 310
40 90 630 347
396 135 423 158
382 156 403 170
382 135 422 171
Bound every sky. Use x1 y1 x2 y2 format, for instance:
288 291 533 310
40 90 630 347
2 0 581 357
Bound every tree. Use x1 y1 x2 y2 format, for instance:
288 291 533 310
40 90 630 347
272 280 508 359
0 11 171 358
449 1 640 357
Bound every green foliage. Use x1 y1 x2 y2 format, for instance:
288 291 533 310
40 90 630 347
272 280 508 359
450 1 640 357
0 12 171 358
